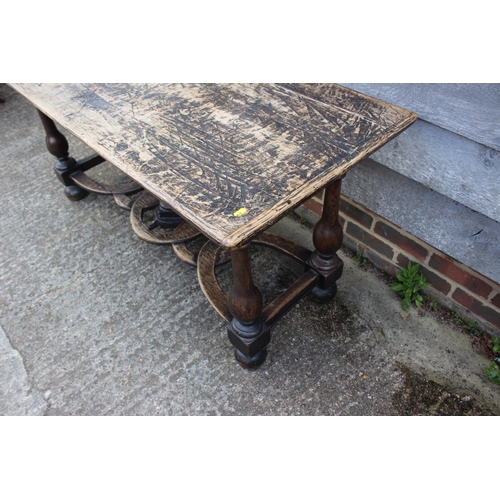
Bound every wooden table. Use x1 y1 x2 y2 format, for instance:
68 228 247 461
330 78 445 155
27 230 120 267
9 83 417 368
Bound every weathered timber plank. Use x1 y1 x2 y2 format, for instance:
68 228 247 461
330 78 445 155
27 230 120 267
279 83 414 130
10 83 416 248
310 83 500 222
340 158 500 284
340 83 500 151
371 120 500 222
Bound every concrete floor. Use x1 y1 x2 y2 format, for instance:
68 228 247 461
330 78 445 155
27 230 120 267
1 83 499 415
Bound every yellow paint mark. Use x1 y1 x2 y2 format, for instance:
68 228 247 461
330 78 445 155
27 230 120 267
233 208 247 217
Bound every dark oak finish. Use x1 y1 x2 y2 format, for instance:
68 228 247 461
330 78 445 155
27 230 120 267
197 232 315 325
197 232 322 367
37 111 141 202
197 241 232 321
262 269 319 327
152 201 184 230
9 83 417 368
37 110 89 201
309 178 344 301
227 244 269 368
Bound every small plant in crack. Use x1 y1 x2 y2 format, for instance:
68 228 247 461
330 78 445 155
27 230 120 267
390 262 429 312
463 319 480 336
423 294 438 312
484 361 500 385
483 337 500 385
490 337 500 355
354 251 368 267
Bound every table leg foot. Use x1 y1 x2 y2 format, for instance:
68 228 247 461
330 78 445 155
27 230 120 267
310 282 338 302
64 184 89 201
234 347 267 369
227 244 270 368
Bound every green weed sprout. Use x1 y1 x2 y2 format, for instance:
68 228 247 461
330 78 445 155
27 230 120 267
484 361 500 385
391 262 429 312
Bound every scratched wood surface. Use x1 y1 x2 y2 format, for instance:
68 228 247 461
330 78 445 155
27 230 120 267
10 83 416 248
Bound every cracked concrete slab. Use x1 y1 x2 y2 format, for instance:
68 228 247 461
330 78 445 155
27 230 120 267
0 325 46 416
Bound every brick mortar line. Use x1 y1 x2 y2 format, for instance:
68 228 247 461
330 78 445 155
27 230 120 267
339 197 500 290
339 213 500 332
394 248 499 308
427 287 500 335
366 212 376 232
340 194 376 232
371 214 420 262
326 203 500 334
427 255 499 291
340 212 500 312
307 198 500 314
340 212 397 262
343 195 434 254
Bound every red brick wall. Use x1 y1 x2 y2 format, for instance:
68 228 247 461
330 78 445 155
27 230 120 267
303 193 500 336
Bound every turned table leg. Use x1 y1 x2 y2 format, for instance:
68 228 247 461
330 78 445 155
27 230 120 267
227 244 270 368
309 178 344 301
37 110 89 201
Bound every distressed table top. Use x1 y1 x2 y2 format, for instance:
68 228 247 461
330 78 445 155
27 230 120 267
10 83 417 248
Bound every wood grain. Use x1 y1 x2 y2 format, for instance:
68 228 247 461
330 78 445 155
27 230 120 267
10 83 416 248
340 83 500 151
370 119 500 223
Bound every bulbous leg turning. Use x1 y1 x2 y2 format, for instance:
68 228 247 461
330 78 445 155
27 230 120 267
37 110 89 201
309 178 344 302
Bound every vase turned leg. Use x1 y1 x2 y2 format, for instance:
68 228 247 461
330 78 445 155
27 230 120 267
37 110 88 201
309 178 344 302
227 244 270 368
